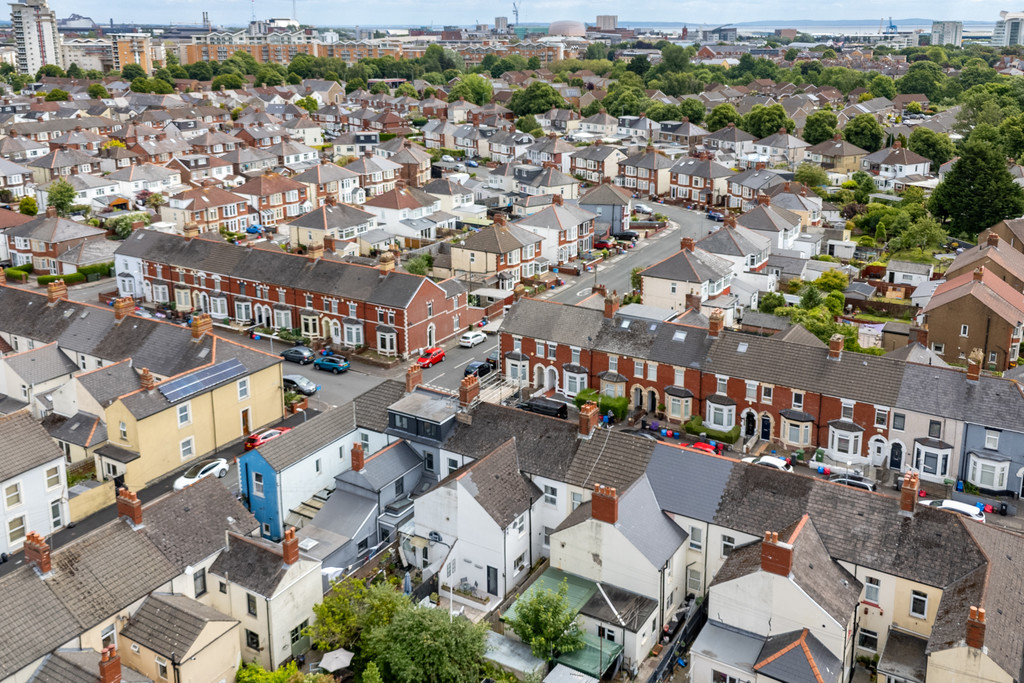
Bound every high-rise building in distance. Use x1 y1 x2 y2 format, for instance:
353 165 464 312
930 21 963 47
9 0 60 74
495 16 508 31
993 11 1024 46
596 15 618 31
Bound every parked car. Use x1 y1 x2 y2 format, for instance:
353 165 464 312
416 346 446 367
283 375 317 395
313 355 350 374
689 442 717 454
244 427 292 451
742 455 794 473
828 472 877 492
517 396 568 419
920 498 986 523
620 428 665 442
594 239 616 250
707 211 724 222
486 349 501 368
465 159 479 167
173 457 229 491
634 203 654 214
464 361 492 378
441 154 455 163
609 230 639 241
459 330 487 347
280 346 315 364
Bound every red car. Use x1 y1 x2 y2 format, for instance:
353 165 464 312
416 347 446 367
594 239 615 249
244 427 292 451
689 442 717 454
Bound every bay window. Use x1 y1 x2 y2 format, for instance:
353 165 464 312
564 370 586 398
968 453 1009 490
829 420 863 458
913 438 950 478
705 396 735 431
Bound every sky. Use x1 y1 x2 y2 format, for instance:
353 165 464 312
51 0 1001 28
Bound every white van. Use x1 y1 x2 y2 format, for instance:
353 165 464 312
920 498 986 523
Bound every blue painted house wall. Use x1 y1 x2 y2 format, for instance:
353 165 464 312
960 422 1024 497
238 448 283 540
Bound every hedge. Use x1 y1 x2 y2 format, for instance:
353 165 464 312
38 272 86 285
572 389 629 421
4 267 29 281
78 261 113 277
684 415 741 444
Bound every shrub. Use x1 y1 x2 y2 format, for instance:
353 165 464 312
684 415 740 444
78 261 113 277
37 272 86 285
572 389 629 421
4 267 30 281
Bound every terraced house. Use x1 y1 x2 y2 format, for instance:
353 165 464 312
114 229 474 356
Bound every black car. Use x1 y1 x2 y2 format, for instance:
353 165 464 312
280 346 315 364
464 361 492 378
516 397 568 419
283 374 317 396
609 230 639 241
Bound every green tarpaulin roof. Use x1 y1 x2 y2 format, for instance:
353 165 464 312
555 631 623 678
502 567 597 622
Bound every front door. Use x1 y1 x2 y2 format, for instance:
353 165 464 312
486 566 498 596
760 415 771 440
744 412 756 439
241 408 251 436
889 443 903 470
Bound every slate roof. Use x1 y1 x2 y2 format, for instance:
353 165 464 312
565 430 655 491
459 222 541 254
641 247 732 284
579 183 632 206
668 157 736 179
292 162 359 184
736 204 801 233
5 214 105 243
256 406 353 472
740 311 789 332
647 444 736 522
4 342 78 385
806 137 868 157
454 438 542 528
115 229 435 310
946 239 1024 281
0 410 64 481
755 628 843 683
209 532 304 597
43 411 106 449
500 298 605 347
342 439 421 491
772 324 826 347
287 203 374 231
31 649 152 682
120 593 236 658
352 380 406 433
613 476 688 567
697 224 769 258
75 360 140 408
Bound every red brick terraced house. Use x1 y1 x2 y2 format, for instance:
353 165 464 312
113 229 476 357
233 173 311 228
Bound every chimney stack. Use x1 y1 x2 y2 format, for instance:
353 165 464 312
99 645 122 683
761 530 793 577
46 279 67 304
685 292 703 312
23 531 51 575
307 242 324 261
459 374 480 408
892 140 902 150
723 213 737 228
973 266 985 282
379 251 396 275
351 442 365 471
757 194 770 207
680 237 695 252
967 349 983 382
139 367 155 391
579 401 600 437
281 527 299 564
591 484 618 524
191 313 212 340
987 231 1000 248
183 223 200 240
603 290 619 319
0 267 5 285
45 205 57 218
828 333 844 360
899 472 920 516
405 364 422 393
708 309 724 338
552 193 563 206
116 487 143 527
113 297 134 321
966 606 987 650
909 324 928 348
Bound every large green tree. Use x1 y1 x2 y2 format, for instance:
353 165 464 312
741 103 794 138
842 113 885 152
508 81 566 116
308 579 410 652
87 83 109 99
44 89 69 102
446 74 492 106
907 127 955 172
868 74 897 100
47 179 77 217
794 162 828 187
18 196 37 216
705 103 740 131
896 61 947 100
504 580 585 662
678 98 705 124
121 63 146 80
363 606 490 683
802 110 838 145
929 139 1024 236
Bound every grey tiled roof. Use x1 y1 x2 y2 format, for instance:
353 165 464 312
4 343 78 385
647 444 736 522
755 629 842 683
31 649 152 682
896 362 1024 429
209 532 307 597
120 593 236 658
341 439 421 491
500 298 605 348
76 360 140 407
0 410 65 481
353 379 406 433
256 406 354 472
0 565 82 679
615 476 688 567
641 247 732 284
566 430 655 491
456 439 542 528
43 412 106 448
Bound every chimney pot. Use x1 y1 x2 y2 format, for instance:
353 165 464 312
761 529 793 576
973 266 985 282
307 242 324 261
116 487 143 526
46 279 67 304
183 223 200 240
113 297 135 321
603 291 620 319
987 231 1000 248
708 309 725 338
24 531 52 574
680 237 695 252
351 442 365 471
591 482 618 524
281 526 299 564
191 313 213 340
828 334 844 360
724 213 737 228
552 193 563 206
459 374 480 408
45 205 57 218
405 364 422 393
140 367 155 391
685 292 702 312
967 348 983 382
966 604 987 650
98 645 122 683
899 472 920 515
579 401 600 437
757 193 770 207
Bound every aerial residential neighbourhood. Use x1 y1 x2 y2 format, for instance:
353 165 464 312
3 1 1024 682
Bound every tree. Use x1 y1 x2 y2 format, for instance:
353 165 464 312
678 98 705 124
896 61 946 100
784 48 799 62
395 82 418 97
47 179 77 217
823 290 845 317
794 162 828 187
929 140 1024 236
146 192 166 209
87 83 109 99
35 64 65 80
802 110 838 146
18 196 37 216
851 170 877 203
758 291 786 314
504 580 585 662
999 113 1024 161
149 78 174 94
44 89 69 102
814 268 849 292
515 114 540 134
843 113 884 152
101 139 125 149
66 63 84 79
600 85 650 117
630 267 643 292
362 662 384 683
447 74 493 106
626 55 651 78
211 73 246 91
585 43 608 61
868 74 897 100
508 81 566 116
369 81 389 94
907 127 955 172
905 100 923 115
741 103 794 138
295 95 319 114
799 285 823 310
121 63 147 80
363 606 490 683
705 103 740 131
889 215 947 255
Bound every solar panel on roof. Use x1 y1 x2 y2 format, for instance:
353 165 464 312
158 358 246 403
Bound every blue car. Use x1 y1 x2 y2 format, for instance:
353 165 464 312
465 160 479 168
246 224 264 234
313 355 350 374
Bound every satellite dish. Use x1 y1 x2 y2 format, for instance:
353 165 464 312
428 531 442 543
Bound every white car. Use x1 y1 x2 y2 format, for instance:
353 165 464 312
441 154 455 163
173 457 230 491
920 498 986 523
742 455 794 473
634 203 654 214
459 330 487 347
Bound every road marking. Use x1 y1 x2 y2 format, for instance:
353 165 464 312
454 357 475 368
432 372 445 380
577 288 590 297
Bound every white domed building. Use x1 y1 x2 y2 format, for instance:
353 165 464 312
547 20 586 37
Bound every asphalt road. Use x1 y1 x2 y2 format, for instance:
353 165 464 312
419 335 499 391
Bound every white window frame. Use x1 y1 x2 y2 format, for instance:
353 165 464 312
253 471 265 497
177 402 192 427
721 535 735 558
985 430 1000 450
969 453 1008 490
544 485 557 506
180 437 195 460
910 590 928 619
689 526 703 551
238 378 250 400
761 385 773 403
792 392 803 409
4 482 21 508
864 576 880 604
